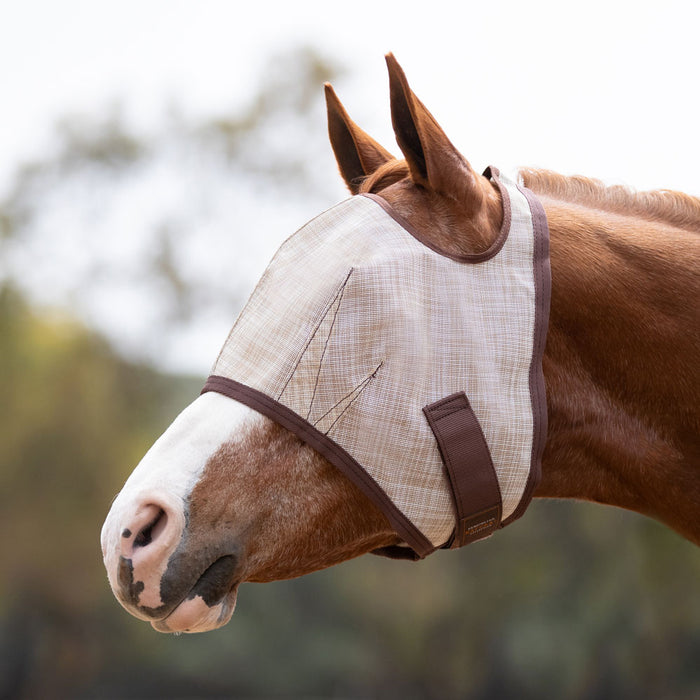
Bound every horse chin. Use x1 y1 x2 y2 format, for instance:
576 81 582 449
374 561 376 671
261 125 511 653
151 585 239 634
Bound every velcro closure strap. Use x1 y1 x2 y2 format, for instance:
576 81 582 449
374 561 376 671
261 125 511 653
423 392 502 547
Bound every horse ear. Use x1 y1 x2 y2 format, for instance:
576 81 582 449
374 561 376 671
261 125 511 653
325 83 395 194
385 53 480 207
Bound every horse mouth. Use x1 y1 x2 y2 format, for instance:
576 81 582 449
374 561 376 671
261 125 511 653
187 554 239 605
153 555 240 633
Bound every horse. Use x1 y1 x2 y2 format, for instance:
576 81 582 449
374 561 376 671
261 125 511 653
101 54 699 634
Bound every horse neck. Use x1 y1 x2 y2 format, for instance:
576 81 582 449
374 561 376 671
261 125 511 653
537 198 700 543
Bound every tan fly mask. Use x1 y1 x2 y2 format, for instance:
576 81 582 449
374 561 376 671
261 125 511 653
203 167 551 559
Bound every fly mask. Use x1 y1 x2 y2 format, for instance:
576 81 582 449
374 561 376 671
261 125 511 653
202 167 551 559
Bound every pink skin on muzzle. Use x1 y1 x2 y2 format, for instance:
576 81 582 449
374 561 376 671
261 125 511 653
101 393 261 632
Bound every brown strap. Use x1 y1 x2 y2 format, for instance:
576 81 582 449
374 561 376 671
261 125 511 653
423 392 502 547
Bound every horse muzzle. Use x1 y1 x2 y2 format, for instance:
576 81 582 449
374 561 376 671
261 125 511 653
101 495 240 633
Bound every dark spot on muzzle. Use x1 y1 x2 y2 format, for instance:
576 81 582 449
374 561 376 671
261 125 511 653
117 555 176 619
186 555 238 606
117 557 144 607
117 549 240 620
121 528 132 538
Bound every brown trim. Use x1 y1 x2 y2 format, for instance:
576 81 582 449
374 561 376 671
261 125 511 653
201 375 436 560
500 178 551 527
362 167 550 528
361 166 512 264
423 392 502 547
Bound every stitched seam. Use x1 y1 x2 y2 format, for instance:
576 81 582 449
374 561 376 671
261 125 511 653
277 269 353 401
429 394 469 420
305 275 350 420
323 362 383 435
431 403 464 420
313 361 384 429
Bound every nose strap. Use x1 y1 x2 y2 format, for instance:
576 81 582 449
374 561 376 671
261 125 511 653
423 392 502 547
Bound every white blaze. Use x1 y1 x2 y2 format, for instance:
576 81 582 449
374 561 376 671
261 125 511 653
101 392 262 612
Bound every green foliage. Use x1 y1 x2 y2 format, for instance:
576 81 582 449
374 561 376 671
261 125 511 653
0 285 200 697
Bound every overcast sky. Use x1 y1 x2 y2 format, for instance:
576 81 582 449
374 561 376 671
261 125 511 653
3 0 699 192
2 1 698 372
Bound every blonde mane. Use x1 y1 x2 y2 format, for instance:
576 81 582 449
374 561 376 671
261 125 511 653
362 162 700 233
520 168 700 232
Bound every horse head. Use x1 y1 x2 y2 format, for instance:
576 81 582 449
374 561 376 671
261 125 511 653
104 54 700 635
101 55 514 633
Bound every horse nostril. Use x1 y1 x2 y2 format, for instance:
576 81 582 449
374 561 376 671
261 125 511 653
133 507 167 549
117 503 179 568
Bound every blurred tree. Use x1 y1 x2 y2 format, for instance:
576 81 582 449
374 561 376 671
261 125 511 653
0 283 201 698
0 47 346 372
